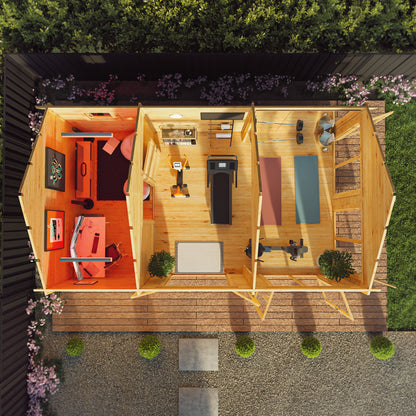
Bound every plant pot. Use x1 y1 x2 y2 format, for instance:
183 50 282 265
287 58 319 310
317 255 322 267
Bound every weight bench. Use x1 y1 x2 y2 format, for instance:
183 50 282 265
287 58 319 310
207 155 238 225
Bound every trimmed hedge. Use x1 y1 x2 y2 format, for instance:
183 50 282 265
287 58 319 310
235 336 255 358
385 101 416 330
1 1 415 54
139 335 161 359
65 337 85 356
370 336 395 360
301 336 322 358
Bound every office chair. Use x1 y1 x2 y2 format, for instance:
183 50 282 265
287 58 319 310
104 243 122 268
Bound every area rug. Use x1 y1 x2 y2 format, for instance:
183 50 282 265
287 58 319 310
259 157 281 225
97 140 130 200
294 155 320 224
175 242 223 274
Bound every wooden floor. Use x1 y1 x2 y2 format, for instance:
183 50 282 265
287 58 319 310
49 134 137 289
152 110 334 272
256 110 334 270
153 128 252 272
53 102 388 332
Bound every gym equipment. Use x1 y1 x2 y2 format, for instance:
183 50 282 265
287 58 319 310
318 113 335 148
318 113 335 131
167 155 190 198
258 133 303 144
245 238 308 262
207 155 238 225
319 131 335 146
71 198 94 210
256 119 303 131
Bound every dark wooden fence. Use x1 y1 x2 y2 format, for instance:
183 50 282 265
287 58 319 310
1 52 415 415
1 55 37 416
8 53 416 81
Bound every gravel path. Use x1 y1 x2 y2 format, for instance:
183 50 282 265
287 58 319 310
44 331 416 416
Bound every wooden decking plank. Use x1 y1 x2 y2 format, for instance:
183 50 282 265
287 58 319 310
62 305 149 313
339 317 388 325
295 324 386 331
193 305 245 312
197 325 252 332
55 311 196 319
53 324 198 332
195 312 280 319
138 325 198 331
195 299 247 306
241 324 294 331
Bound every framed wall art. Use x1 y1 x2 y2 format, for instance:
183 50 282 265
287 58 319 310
45 210 65 251
45 147 65 191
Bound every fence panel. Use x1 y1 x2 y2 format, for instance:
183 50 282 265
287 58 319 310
1 55 37 416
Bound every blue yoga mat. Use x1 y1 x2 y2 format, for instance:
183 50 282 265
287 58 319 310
294 156 320 224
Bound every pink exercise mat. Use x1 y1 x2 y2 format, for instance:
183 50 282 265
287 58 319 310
259 157 281 226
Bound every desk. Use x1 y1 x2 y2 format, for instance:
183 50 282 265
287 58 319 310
75 216 106 277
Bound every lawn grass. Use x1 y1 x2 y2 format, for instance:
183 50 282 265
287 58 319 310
385 101 416 330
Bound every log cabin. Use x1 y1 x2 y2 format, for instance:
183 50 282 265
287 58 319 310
19 104 395 320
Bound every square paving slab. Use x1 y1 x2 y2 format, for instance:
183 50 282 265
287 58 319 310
179 388 218 416
179 338 218 371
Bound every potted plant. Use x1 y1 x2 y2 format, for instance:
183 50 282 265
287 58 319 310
370 336 395 360
235 335 255 358
148 250 175 278
301 336 322 358
318 249 355 282
139 335 161 359
65 337 85 356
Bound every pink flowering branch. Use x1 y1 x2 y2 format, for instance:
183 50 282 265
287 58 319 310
85 74 118 105
26 294 64 415
306 73 416 106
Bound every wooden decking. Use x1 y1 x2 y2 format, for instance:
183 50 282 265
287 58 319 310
52 102 389 333
52 286 387 332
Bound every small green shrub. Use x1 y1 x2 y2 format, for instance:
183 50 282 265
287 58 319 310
148 250 175 278
301 336 322 358
319 249 355 282
139 335 161 359
370 336 395 360
65 337 84 356
235 336 255 358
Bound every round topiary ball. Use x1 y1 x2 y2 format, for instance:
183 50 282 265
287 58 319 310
139 335 161 359
235 336 255 358
370 336 395 360
65 337 85 356
301 336 322 358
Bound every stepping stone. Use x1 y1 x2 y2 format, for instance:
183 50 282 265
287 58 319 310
179 388 218 416
179 338 218 371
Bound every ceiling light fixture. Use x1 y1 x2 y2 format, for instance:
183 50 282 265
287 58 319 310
169 113 183 119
